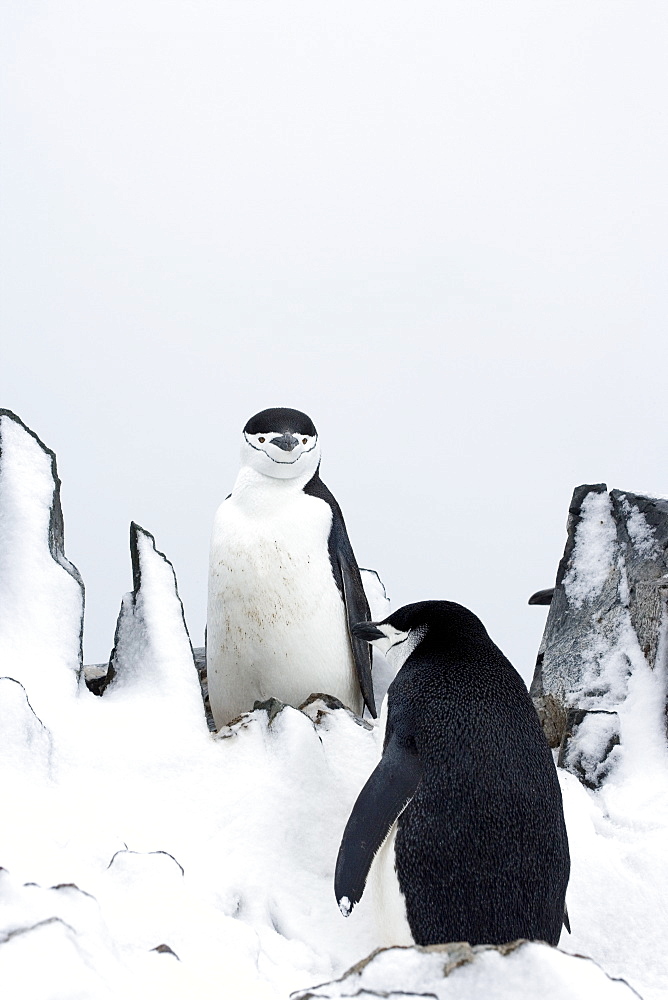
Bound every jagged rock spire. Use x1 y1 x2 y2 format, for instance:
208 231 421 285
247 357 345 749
0 410 84 720
100 522 207 732
531 483 668 787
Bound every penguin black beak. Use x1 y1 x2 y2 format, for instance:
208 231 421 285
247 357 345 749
270 433 299 452
352 621 385 642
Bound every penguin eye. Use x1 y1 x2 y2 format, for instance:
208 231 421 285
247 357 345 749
258 437 265 443
302 438 308 445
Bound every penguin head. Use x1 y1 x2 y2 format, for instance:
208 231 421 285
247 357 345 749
352 601 490 669
241 407 320 480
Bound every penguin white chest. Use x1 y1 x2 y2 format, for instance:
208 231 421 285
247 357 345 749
207 489 358 726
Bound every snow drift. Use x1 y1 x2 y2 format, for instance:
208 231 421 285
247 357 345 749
0 412 667 999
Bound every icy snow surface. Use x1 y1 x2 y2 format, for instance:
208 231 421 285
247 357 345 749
563 490 617 609
293 941 640 999
1 411 667 999
0 412 83 719
621 499 660 560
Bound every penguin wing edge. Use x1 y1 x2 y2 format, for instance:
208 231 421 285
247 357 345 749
339 550 376 718
334 731 422 916
302 471 376 718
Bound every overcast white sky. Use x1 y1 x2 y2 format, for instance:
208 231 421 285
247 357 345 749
2 1 667 682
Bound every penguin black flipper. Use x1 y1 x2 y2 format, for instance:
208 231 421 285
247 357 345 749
304 471 376 717
339 550 377 716
335 728 422 915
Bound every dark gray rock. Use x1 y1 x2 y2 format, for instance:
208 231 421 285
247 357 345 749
151 943 179 959
299 692 374 730
252 696 288 724
531 483 668 786
192 645 215 731
83 662 112 696
528 588 555 605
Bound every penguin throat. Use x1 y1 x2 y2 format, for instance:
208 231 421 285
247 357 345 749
380 626 428 671
232 464 318 501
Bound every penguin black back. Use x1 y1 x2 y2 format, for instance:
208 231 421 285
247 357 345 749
336 600 570 947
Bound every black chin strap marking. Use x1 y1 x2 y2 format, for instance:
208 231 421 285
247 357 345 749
244 434 318 465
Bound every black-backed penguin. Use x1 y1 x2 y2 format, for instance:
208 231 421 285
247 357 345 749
335 600 570 947
207 407 375 728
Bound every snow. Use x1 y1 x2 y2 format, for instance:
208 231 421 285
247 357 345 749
1 410 668 999
104 523 207 733
563 490 617 609
621 499 660 560
293 941 640 999
0 412 83 719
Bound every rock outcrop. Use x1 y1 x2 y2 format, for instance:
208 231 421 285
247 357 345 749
97 522 207 733
0 409 84 721
531 483 668 787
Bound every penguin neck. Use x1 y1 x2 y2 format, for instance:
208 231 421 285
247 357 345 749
231 464 315 510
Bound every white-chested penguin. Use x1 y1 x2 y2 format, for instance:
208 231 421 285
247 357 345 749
335 600 570 947
207 407 375 729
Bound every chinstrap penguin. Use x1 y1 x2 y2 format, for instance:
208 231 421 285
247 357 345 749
207 407 375 728
335 600 570 947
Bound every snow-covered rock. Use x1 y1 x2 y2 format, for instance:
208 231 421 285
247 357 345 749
0 676 54 779
292 940 640 1000
530 483 668 787
526 483 668 999
99 522 207 735
358 568 391 622
0 410 84 722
